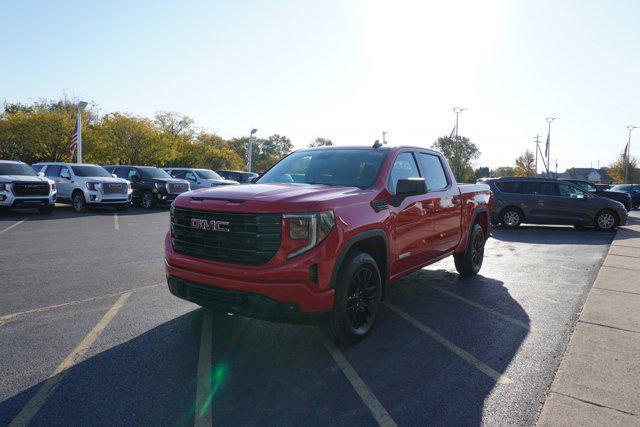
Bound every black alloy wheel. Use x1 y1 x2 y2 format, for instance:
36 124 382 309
454 223 485 277
345 266 378 332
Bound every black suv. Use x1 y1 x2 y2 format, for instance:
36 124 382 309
479 177 628 231
610 184 640 209
104 165 190 209
563 179 632 211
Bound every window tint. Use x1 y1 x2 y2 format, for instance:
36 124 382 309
45 165 61 177
32 164 45 173
559 184 587 198
528 181 558 196
60 166 71 179
418 153 448 191
185 171 197 181
171 170 187 179
496 181 524 193
388 152 421 194
578 181 597 192
112 167 127 179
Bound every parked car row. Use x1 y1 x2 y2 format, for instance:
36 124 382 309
479 177 630 231
1 161 249 214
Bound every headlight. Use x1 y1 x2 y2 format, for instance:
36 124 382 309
0 183 7 191
50 182 56 191
86 182 100 191
154 182 164 190
283 210 335 258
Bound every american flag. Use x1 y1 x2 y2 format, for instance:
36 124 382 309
69 119 78 158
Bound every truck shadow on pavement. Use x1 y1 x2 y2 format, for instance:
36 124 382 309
491 225 615 245
0 271 528 426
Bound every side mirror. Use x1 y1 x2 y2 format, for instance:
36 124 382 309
112 174 117 178
38 172 45 177
396 178 427 197
131 174 141 182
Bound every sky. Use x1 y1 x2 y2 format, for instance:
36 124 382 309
1 0 639 170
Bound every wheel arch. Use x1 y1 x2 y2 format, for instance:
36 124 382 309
330 229 389 298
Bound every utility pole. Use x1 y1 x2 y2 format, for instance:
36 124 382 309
534 134 540 176
545 117 558 178
625 125 639 183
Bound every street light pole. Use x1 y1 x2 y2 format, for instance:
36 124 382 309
453 107 467 179
77 101 88 163
247 128 258 172
625 125 639 183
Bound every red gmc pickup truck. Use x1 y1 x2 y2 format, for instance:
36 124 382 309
165 145 492 343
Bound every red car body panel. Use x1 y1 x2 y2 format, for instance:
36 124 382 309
165 146 492 320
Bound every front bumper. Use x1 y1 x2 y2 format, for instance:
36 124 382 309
83 188 131 205
0 191 56 208
164 233 336 317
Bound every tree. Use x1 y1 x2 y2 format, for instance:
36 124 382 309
607 151 640 183
491 166 515 177
514 149 536 177
474 167 490 180
432 136 480 182
308 137 333 147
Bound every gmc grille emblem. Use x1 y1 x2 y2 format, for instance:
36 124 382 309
190 218 230 232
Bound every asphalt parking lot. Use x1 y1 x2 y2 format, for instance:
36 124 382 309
0 205 615 426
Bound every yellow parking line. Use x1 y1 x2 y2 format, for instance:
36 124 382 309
0 217 27 235
318 332 397 427
430 286 533 331
9 292 131 426
114 213 119 230
384 302 512 385
195 309 213 427
0 282 163 325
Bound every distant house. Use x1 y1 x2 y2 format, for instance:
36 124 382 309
537 168 614 184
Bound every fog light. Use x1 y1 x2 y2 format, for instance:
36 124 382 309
90 195 97 201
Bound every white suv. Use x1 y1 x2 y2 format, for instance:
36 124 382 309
33 162 132 212
164 168 239 190
0 160 57 214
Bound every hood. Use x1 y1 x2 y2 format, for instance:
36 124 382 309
201 178 239 186
147 177 188 184
174 183 370 213
602 190 631 200
0 175 51 183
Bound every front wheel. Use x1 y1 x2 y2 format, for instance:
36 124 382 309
72 192 88 212
141 191 156 210
322 252 382 344
454 223 486 277
595 210 618 231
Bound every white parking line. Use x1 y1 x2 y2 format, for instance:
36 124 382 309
9 292 131 427
318 331 397 427
0 217 27 235
195 309 213 427
384 302 512 385
0 282 163 325
431 285 533 331
114 213 119 230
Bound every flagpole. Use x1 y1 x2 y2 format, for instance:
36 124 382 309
545 117 558 178
76 101 88 163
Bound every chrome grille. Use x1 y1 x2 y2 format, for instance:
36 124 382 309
101 183 127 195
167 182 189 194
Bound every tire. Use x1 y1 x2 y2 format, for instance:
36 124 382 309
501 207 522 228
115 204 129 211
454 223 486 277
141 191 156 209
38 204 55 215
625 203 632 212
72 191 88 212
594 209 618 231
322 251 382 344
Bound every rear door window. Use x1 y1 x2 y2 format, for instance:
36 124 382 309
171 170 187 179
495 181 524 193
418 153 448 191
559 184 587 199
45 165 61 178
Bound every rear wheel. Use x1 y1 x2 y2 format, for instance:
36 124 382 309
594 209 618 231
38 204 55 214
454 223 486 277
322 252 382 344
72 191 88 212
501 208 522 228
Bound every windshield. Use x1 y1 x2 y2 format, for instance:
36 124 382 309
71 165 113 177
139 167 172 179
0 162 38 176
611 185 631 192
257 149 388 188
196 169 223 180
